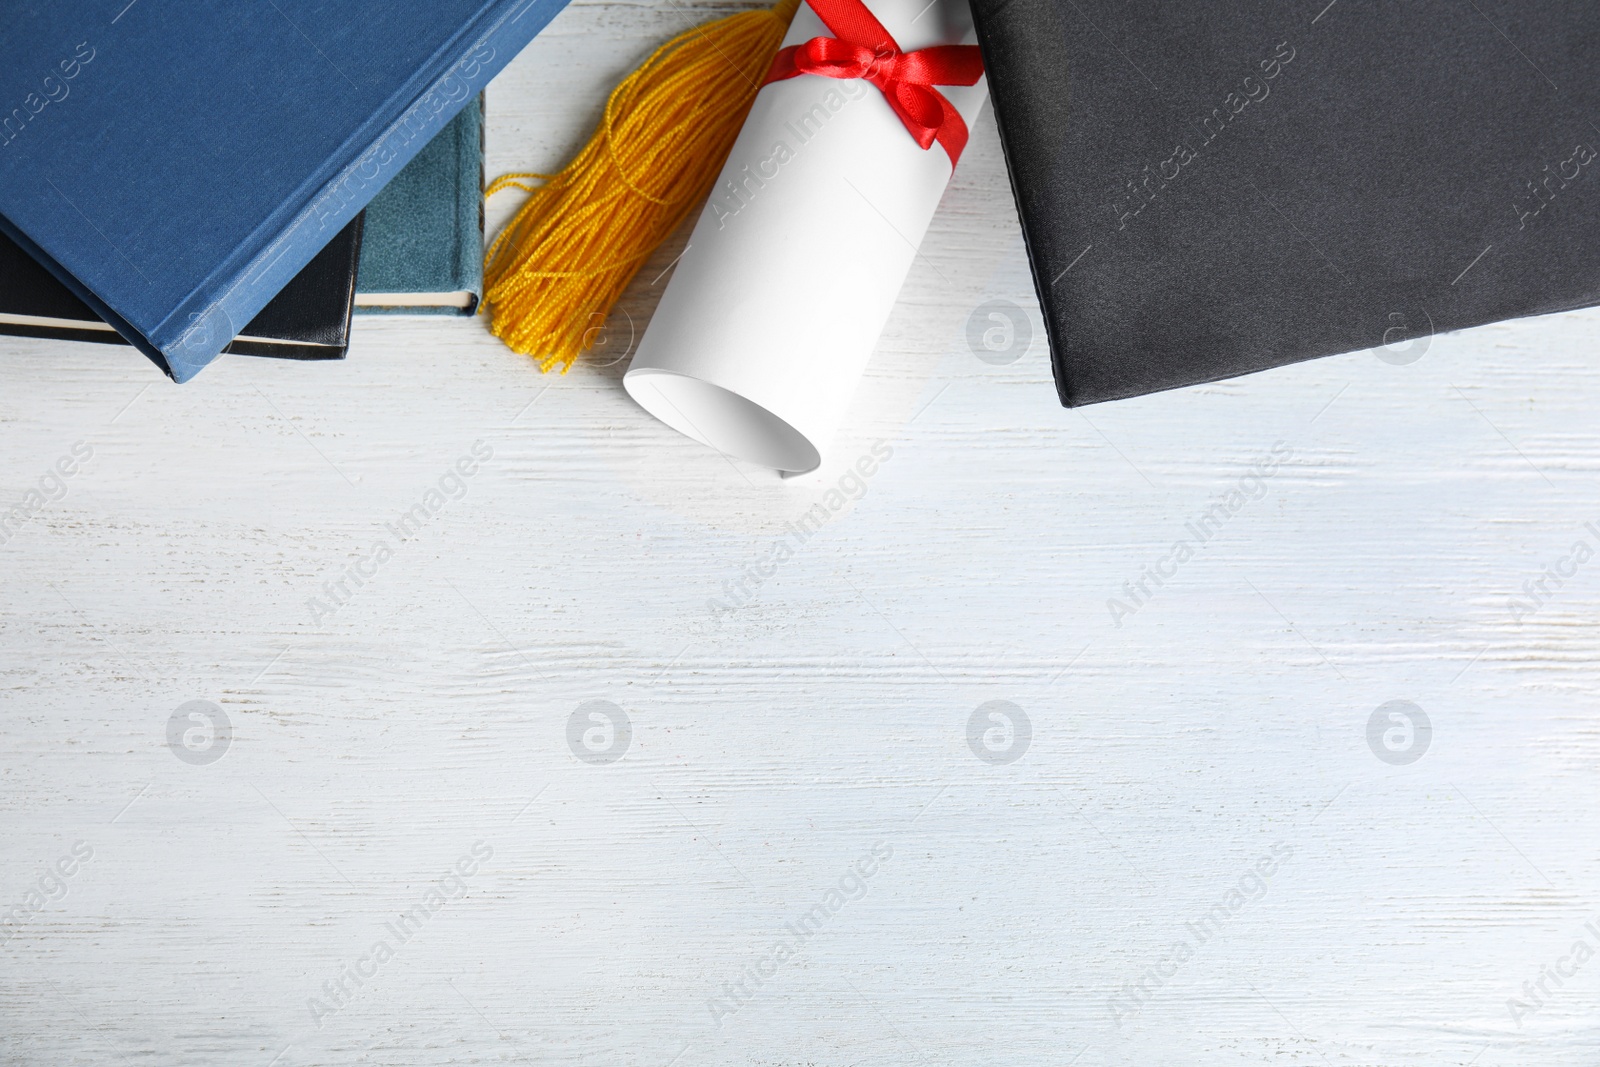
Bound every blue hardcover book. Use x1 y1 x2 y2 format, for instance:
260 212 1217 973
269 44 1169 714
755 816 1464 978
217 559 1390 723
356 98 484 316
0 0 568 382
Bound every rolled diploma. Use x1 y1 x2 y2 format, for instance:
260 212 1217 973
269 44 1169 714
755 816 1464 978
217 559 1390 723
623 0 988 473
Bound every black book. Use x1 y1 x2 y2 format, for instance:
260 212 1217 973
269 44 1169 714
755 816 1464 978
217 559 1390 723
970 1 1600 405
0 214 364 361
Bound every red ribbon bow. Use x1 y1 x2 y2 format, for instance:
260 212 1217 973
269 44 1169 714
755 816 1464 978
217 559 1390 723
762 0 984 166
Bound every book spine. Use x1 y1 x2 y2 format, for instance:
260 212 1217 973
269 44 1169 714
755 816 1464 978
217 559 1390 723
463 94 486 315
150 0 563 381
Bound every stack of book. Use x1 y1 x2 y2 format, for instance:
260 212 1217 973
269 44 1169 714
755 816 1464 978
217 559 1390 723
0 1 567 379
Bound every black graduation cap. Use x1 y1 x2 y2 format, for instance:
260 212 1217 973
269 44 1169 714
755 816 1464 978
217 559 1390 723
970 0 1600 405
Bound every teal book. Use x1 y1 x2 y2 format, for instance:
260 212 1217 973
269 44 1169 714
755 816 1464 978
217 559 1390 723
356 99 484 316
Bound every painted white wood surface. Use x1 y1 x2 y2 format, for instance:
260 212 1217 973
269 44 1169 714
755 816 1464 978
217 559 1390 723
2 2 1598 1064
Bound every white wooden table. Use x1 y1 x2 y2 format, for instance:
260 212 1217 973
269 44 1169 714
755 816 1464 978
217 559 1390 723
2 2 1598 1064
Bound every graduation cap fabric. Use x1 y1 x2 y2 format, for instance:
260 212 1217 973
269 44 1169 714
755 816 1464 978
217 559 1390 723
969 0 1600 406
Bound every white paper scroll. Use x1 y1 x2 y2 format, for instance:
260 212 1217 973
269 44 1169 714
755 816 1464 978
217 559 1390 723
623 0 988 473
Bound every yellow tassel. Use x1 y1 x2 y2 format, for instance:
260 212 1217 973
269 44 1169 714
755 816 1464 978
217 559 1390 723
483 0 802 372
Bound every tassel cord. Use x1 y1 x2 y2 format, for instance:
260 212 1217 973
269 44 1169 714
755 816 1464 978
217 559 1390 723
483 0 802 373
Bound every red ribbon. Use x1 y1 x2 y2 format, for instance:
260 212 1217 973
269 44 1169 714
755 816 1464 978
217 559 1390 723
762 0 984 166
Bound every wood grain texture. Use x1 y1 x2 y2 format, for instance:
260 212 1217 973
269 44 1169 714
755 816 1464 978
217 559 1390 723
2 2 1598 1064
